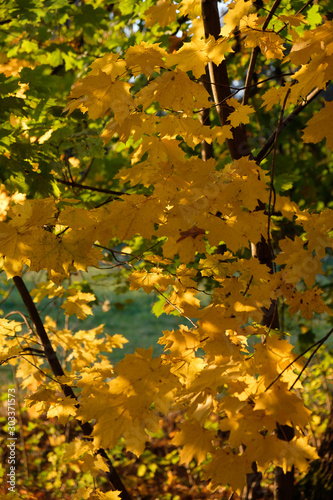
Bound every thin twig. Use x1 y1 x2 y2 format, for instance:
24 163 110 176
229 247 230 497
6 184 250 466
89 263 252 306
267 86 291 247
242 47 260 106
153 286 198 329
56 178 126 196
265 328 333 392
296 0 314 16
289 331 333 390
0 283 15 306
255 87 322 164
197 72 294 91
79 157 95 183
5 310 34 333
242 275 253 297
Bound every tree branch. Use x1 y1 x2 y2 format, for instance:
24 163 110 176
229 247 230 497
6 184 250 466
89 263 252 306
13 275 132 500
243 0 283 105
265 328 333 392
267 86 291 247
242 47 260 106
153 286 198 329
57 178 126 196
201 0 251 159
255 87 322 164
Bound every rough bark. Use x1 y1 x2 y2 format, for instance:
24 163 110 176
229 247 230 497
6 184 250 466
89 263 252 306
200 0 251 160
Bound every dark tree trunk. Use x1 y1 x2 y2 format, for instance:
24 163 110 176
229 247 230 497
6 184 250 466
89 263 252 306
297 407 333 499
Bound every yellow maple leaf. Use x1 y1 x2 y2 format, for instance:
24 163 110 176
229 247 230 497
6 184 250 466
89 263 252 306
25 386 58 414
125 42 167 76
290 54 330 102
279 14 306 27
78 348 179 455
261 82 292 111
0 224 31 277
252 335 303 391
61 289 95 320
131 135 186 167
0 317 23 364
274 195 299 219
97 194 164 243
47 395 77 425
0 317 21 338
0 54 34 76
164 280 201 317
31 281 65 302
58 204 103 230
88 52 127 79
288 21 333 66
72 486 121 500
157 207 208 263
63 437 93 461
178 0 202 19
275 236 323 287
65 70 133 123
285 286 331 320
158 324 201 358
243 433 318 475
226 98 254 127
204 447 252 492
144 0 178 28
135 69 211 112
155 114 229 147
300 209 333 260
8 197 57 229
204 215 250 252
128 267 173 293
302 100 333 150
244 30 285 59
166 38 210 78
220 0 250 37
27 228 102 284
267 436 318 474
254 382 312 428
172 420 215 465
205 35 233 67
102 112 148 144
220 405 276 450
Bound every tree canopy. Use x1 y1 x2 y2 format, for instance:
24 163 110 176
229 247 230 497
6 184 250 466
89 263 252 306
1 0 333 499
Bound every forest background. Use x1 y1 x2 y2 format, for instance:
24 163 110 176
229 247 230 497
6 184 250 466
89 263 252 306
1 0 333 499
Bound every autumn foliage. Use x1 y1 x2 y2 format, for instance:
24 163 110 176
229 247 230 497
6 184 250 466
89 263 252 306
1 0 333 499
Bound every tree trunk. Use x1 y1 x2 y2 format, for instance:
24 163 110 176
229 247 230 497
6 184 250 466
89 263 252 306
297 406 333 499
